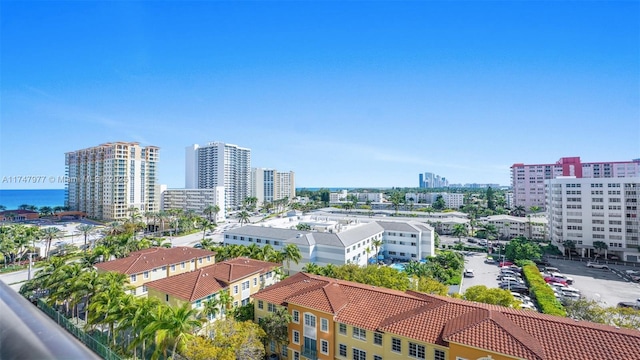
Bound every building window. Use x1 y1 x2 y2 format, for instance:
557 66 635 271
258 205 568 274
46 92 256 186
142 285 147 293
268 303 276 313
293 310 300 323
195 300 201 308
339 344 347 357
258 300 263 309
207 255 211 262
282 345 288 358
293 351 299 360
253 277 257 286
392 338 401 352
143 271 149 279
171 264 175 272
374 332 382 345
321 339 328 354
293 330 300 344
304 313 316 327
434 349 446 360
339 323 347 335
234 285 238 294
321 318 328 332
199 258 203 264
374 356 382 360
165 294 169 302
352 327 366 341
181 262 185 269
130 274 137 282
409 343 425 359
353 348 366 360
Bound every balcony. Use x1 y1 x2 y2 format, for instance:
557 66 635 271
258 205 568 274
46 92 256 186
302 347 317 360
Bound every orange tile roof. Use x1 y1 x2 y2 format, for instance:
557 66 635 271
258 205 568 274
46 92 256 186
146 257 280 302
94 247 216 275
252 273 640 360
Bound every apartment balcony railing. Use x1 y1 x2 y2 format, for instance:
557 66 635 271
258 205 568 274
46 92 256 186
302 347 318 360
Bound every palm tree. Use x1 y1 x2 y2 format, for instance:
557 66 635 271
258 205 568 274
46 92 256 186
76 224 96 251
238 211 251 226
198 218 215 241
217 289 233 317
563 240 577 260
511 205 526 217
389 191 404 215
302 262 322 274
452 223 468 243
280 244 302 275
143 303 203 359
41 227 62 258
593 241 608 259
39 206 53 216
203 204 221 225
372 238 383 261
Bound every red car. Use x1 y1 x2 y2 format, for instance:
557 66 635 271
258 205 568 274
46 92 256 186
544 276 568 285
499 261 514 267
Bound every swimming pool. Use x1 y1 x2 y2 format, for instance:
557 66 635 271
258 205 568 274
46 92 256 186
389 263 407 271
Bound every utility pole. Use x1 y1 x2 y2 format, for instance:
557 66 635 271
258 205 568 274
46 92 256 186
28 252 33 280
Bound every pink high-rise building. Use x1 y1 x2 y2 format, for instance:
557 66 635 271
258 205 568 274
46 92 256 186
511 157 640 211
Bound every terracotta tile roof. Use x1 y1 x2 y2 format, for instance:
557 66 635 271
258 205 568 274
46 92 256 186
145 257 280 302
253 273 640 360
94 247 216 275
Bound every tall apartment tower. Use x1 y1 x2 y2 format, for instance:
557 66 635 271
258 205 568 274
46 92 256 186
511 157 640 211
185 142 251 209
65 142 160 221
419 172 448 188
250 168 295 206
546 176 640 263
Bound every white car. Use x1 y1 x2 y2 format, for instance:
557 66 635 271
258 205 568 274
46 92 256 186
625 270 640 275
586 262 610 270
463 269 475 278
551 272 574 285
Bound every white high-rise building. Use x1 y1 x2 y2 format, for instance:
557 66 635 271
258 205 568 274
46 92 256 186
65 142 160 221
546 176 640 263
185 142 251 209
251 168 295 206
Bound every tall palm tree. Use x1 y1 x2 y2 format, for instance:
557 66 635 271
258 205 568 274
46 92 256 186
511 205 526 217
238 211 251 226
198 218 215 240
372 238 383 261
217 289 234 318
76 224 96 251
280 244 302 275
41 227 62 258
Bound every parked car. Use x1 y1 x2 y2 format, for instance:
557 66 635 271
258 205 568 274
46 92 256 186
499 261 514 267
544 276 568 285
624 270 640 275
534 259 551 267
550 272 574 285
500 284 529 293
586 262 609 270
607 254 620 260
484 258 496 264
467 238 477 244
617 298 640 309
630 275 640 283
463 269 475 278
542 266 559 273
478 240 488 246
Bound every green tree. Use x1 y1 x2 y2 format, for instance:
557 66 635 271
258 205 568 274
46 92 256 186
143 303 203 359
296 223 311 231
593 241 608 258
463 285 520 307
486 186 496 211
238 211 251 226
76 224 96 251
432 195 446 210
511 205 526 217
452 223 468 243
504 236 542 262
413 277 448 296
208 318 266 360
389 191 405 215
259 307 291 357
563 240 577 260
280 243 302 275
41 226 62 258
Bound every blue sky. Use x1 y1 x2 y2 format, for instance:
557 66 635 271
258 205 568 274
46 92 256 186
1 1 638 190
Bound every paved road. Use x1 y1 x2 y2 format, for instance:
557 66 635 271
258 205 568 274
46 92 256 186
460 252 503 292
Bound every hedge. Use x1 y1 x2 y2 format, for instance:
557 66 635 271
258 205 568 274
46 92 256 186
522 264 566 317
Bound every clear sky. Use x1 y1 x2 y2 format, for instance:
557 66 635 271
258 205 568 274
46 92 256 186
1 1 638 190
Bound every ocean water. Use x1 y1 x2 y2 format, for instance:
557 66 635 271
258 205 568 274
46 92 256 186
0 189 66 210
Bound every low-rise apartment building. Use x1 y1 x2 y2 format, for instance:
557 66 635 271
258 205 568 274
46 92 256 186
161 187 225 222
479 214 548 241
253 272 640 360
224 220 435 271
94 247 216 296
146 258 281 322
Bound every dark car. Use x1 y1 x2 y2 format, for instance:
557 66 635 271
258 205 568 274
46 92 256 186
534 259 551 267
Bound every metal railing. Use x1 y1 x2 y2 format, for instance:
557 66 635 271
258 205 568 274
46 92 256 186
0 281 101 360
37 299 123 360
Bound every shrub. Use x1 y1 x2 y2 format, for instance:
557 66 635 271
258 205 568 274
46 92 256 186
522 264 566 317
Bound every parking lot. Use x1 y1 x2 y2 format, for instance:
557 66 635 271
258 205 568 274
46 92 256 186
460 253 640 308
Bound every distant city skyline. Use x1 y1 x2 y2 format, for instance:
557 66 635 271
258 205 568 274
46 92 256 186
1 2 638 190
